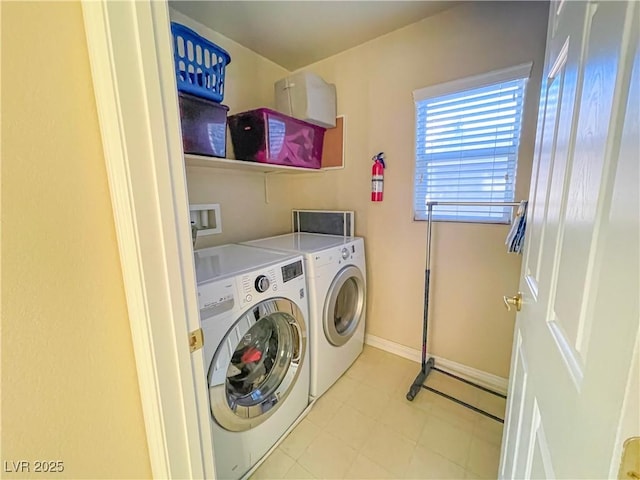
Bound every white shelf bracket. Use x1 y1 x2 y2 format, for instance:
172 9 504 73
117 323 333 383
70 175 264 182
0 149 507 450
264 175 270 204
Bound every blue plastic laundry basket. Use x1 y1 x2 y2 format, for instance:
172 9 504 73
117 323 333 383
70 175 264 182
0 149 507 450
171 22 231 103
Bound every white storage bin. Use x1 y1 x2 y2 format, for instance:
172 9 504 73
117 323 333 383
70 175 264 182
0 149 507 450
275 71 336 128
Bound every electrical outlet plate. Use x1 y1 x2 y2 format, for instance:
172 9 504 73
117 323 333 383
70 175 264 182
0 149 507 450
189 204 222 236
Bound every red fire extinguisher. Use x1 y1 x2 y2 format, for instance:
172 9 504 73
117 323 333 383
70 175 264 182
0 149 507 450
371 152 386 202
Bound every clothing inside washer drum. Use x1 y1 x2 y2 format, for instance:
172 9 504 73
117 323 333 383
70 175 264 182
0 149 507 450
226 312 295 407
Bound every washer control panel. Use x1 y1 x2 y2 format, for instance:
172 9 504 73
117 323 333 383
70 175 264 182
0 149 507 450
282 260 303 283
241 268 278 304
254 275 270 293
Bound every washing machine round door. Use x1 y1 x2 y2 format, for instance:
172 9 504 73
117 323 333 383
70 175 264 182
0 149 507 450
323 265 366 346
208 298 306 432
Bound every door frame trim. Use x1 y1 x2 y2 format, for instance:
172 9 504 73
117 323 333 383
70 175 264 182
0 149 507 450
82 1 212 477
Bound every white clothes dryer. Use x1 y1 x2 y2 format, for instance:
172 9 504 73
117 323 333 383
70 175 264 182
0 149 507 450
194 244 310 480
243 233 366 398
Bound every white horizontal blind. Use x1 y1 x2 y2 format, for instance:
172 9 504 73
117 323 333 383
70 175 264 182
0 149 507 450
414 76 528 223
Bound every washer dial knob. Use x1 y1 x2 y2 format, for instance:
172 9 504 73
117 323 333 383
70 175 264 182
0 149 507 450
254 275 270 293
341 247 350 260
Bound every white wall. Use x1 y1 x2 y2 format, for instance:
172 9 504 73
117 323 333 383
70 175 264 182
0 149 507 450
273 1 549 378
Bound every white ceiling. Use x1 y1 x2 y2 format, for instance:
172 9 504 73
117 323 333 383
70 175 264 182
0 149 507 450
169 1 459 71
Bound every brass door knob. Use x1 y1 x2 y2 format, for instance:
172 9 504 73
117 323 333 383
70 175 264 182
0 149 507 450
503 292 523 312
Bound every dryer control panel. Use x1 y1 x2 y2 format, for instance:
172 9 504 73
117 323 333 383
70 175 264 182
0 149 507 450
313 240 362 268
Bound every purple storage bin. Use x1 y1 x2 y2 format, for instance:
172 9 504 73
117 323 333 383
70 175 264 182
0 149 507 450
228 108 325 169
178 92 229 158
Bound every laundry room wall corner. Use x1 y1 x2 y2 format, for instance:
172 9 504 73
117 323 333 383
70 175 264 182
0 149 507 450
276 1 549 380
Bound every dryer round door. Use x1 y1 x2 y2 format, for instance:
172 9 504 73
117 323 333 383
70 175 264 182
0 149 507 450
323 265 366 347
208 298 306 432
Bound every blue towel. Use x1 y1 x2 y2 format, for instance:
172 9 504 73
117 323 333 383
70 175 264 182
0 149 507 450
506 201 528 254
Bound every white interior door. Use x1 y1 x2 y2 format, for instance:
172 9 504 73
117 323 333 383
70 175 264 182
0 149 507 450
500 0 639 478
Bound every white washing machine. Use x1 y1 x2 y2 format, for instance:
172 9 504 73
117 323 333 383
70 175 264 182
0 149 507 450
194 244 310 480
243 233 366 398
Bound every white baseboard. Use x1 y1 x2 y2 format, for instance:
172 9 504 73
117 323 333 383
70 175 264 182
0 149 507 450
364 334 508 395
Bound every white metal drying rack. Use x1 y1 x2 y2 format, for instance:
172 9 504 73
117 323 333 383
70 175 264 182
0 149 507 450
406 201 524 423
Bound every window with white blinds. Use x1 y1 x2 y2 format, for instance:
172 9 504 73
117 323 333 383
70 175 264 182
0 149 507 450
413 65 530 223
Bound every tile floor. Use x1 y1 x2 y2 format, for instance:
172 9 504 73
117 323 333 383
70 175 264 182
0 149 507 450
251 346 506 479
